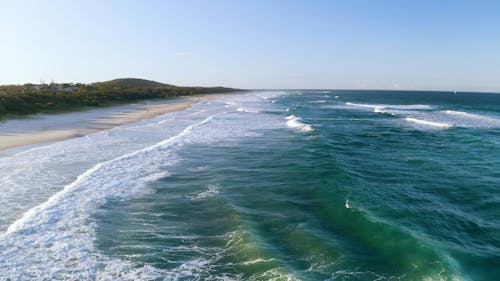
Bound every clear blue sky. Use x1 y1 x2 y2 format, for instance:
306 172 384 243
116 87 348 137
1 0 499 91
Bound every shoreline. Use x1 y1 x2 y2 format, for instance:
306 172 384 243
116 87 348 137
0 93 230 152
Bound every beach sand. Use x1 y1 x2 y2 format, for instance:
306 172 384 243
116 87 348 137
0 93 231 152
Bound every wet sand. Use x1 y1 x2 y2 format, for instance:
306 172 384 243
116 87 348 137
0 93 230 152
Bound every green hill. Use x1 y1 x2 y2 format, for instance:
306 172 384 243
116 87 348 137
93 78 171 88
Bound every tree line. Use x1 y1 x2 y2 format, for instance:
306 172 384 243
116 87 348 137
0 82 239 118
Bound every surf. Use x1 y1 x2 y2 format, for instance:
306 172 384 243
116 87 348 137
405 117 453 129
0 114 222 279
285 115 314 132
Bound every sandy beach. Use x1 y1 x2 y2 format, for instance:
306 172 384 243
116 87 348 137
0 93 230 152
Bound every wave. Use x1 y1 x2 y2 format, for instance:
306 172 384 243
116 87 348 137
305 186 465 281
0 114 221 279
346 102 433 110
4 114 219 235
346 102 381 109
236 107 261 113
405 117 453 129
343 103 399 116
443 110 499 121
440 109 500 129
346 103 499 130
373 107 397 116
192 184 220 200
285 115 314 132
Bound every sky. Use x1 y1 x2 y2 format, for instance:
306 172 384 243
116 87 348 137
1 0 500 91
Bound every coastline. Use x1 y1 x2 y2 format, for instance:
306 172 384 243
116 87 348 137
0 93 230 152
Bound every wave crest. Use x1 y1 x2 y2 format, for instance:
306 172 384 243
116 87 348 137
285 115 314 132
405 117 453 129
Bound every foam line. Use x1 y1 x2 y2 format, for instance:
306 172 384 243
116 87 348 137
346 102 433 110
443 110 498 121
0 114 223 279
4 114 220 236
405 117 453 129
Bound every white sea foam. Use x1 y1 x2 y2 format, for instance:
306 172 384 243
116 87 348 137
0 90 289 270
236 107 261 113
346 102 433 110
4 114 219 235
192 184 220 200
309 100 328 103
346 102 381 108
443 110 497 121
392 104 433 110
405 117 453 129
1 107 272 279
344 103 402 116
0 91 292 279
285 115 314 132
0 114 222 279
224 100 241 109
373 107 397 116
436 110 500 129
337 102 500 130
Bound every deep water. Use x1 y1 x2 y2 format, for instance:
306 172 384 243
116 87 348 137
0 90 499 280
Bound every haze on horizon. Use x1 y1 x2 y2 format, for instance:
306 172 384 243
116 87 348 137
1 0 499 92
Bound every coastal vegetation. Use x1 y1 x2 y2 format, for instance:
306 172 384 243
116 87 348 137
0 78 239 118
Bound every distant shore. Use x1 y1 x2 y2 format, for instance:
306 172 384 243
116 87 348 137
0 78 240 118
0 93 230 152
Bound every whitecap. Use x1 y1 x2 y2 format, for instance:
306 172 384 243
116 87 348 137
192 184 220 200
388 104 433 110
442 110 498 121
236 107 261 113
285 115 314 132
373 107 398 116
441 110 500 128
405 117 453 129
346 102 381 108
346 102 433 110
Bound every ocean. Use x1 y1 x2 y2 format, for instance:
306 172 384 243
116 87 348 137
0 90 499 280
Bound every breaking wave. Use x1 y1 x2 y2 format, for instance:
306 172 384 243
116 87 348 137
285 115 314 132
405 117 453 129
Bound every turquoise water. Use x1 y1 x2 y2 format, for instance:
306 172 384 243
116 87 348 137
1 91 499 280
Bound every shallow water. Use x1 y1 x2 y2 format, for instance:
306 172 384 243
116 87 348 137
0 90 499 280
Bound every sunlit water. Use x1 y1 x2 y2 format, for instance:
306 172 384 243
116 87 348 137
0 91 499 280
